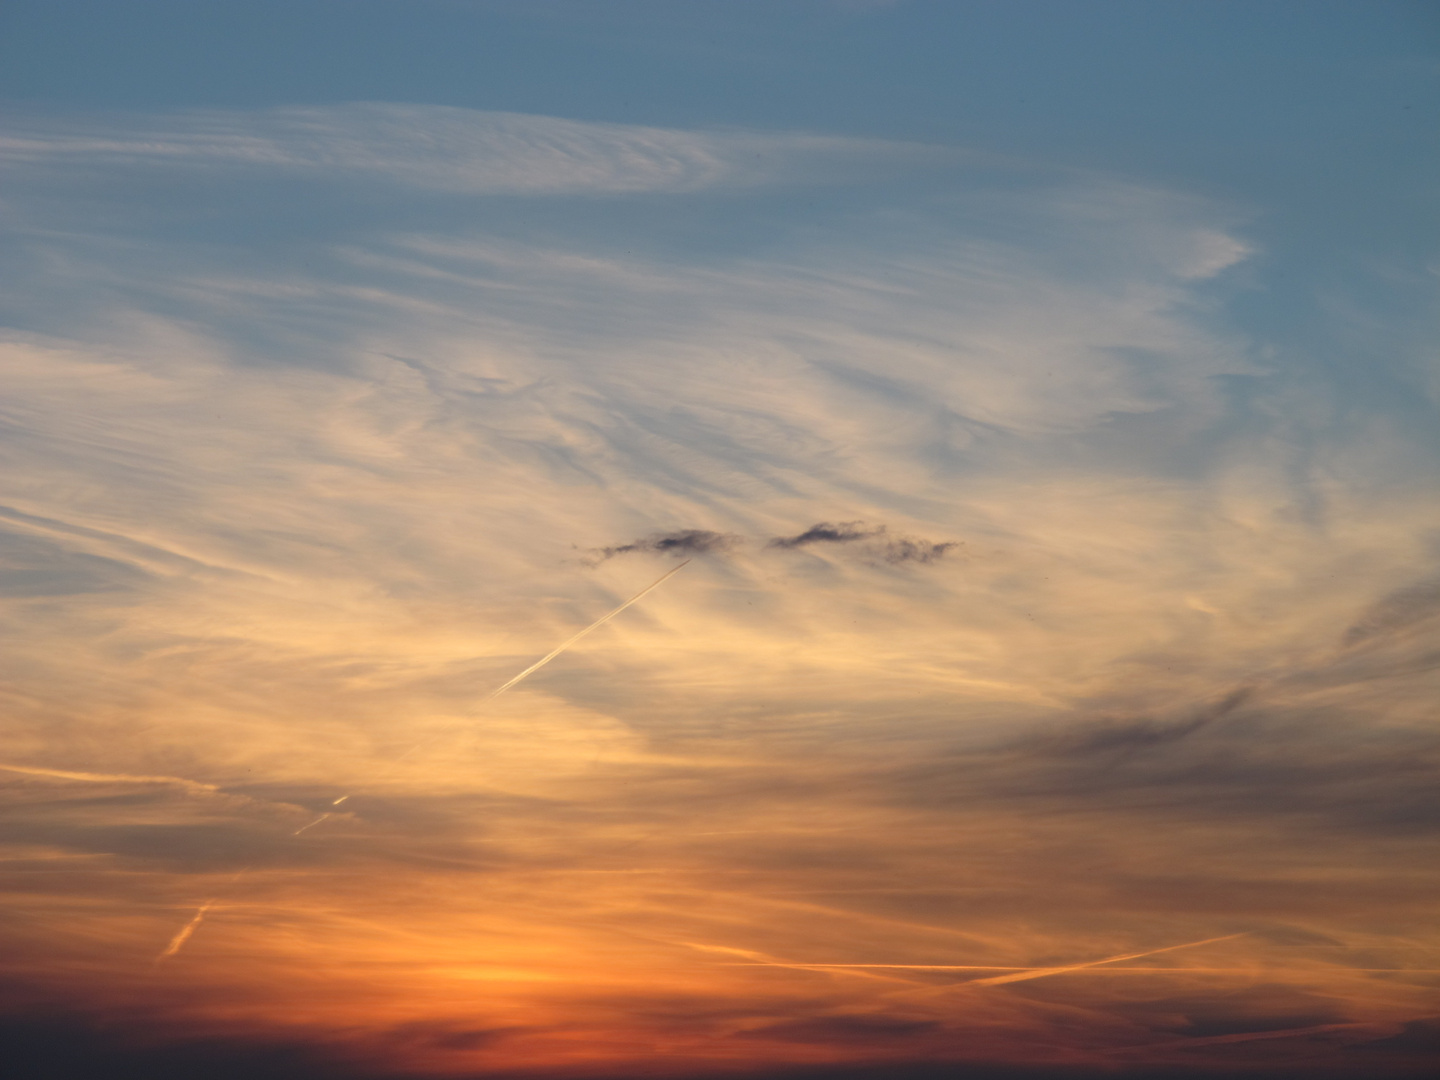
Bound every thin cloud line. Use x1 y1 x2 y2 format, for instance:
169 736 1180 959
0 762 220 795
680 941 923 987
880 933 1250 1002
721 963 1048 970
158 563 691 958
699 888 992 946
967 933 1248 987
721 963 1440 973
485 559 691 700
289 561 691 837
154 900 215 963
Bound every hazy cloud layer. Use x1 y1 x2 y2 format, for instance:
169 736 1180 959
0 105 1436 1079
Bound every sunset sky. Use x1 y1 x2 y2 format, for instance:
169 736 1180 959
1 3 1438 1078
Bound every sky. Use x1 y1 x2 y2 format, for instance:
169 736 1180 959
1 2 1438 1078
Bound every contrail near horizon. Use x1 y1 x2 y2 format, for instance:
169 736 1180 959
966 933 1248 987
877 933 1250 1003
0 762 219 794
288 562 691 838
712 934 1252 989
155 900 215 963
157 563 692 954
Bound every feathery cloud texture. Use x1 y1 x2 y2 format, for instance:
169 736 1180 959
0 104 1436 1079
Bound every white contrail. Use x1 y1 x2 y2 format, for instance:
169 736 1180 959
966 933 1248 987
290 562 692 840
152 863 258 963
877 933 1250 1004
154 900 214 962
0 762 218 795
151 565 694 959
292 813 330 836
681 941 923 986
293 794 350 836
485 559 690 700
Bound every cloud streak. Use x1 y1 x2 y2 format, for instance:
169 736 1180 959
0 102 1435 1079
485 560 691 699
0 763 220 795
0 103 953 198
963 933 1249 987
154 900 215 962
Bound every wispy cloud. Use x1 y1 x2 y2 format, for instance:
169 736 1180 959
0 103 954 197
0 763 220 795
154 899 215 962
1342 577 1440 647
0 103 1436 1079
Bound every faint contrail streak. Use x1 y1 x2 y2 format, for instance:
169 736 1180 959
878 932 1250 1004
151 564 695 963
721 963 1034 970
155 900 214 963
485 560 691 700
966 933 1248 987
680 941 922 986
152 863 256 963
0 762 219 795
289 564 691 839
293 795 350 836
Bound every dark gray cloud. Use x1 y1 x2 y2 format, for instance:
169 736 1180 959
1356 1017 1440 1054
735 1067 1428 1080
382 1020 527 1053
590 529 741 563
0 817 314 872
736 1015 940 1045
1113 984 1346 1039
873 537 959 565
1343 579 1440 647
0 530 152 598
876 662 1440 839
768 521 885 549
767 522 958 564
0 1004 398 1080
2 1000 1418 1080
1031 688 1254 758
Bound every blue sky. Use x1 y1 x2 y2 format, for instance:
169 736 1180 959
3 0 1436 393
1 4 1438 1078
